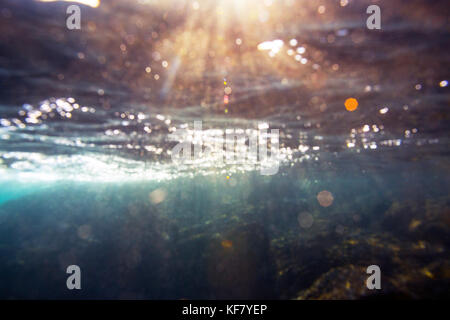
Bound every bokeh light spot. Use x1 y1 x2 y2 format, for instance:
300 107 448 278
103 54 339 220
224 87 232 95
77 224 92 240
345 98 358 111
298 212 314 229
317 190 334 207
149 188 167 204
221 240 233 248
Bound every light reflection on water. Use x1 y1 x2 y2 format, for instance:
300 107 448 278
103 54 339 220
0 88 444 182
0 93 432 182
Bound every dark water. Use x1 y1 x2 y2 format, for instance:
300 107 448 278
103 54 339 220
0 0 449 299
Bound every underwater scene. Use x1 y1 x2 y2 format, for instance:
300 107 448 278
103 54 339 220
0 0 449 299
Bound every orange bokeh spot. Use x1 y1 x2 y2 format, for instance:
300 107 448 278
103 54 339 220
345 98 358 111
317 190 334 207
221 240 233 248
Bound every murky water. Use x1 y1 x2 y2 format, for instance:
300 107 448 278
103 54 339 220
0 0 449 299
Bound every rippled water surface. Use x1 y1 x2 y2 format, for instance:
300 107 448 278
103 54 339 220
0 0 449 299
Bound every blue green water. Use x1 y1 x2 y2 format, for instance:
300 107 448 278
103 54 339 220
0 0 449 299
